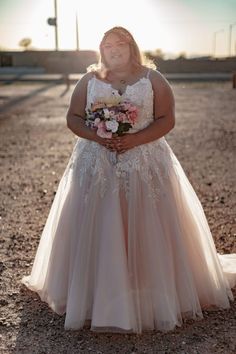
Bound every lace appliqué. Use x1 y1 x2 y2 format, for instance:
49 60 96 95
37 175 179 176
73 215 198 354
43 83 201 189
114 138 173 202
67 138 174 204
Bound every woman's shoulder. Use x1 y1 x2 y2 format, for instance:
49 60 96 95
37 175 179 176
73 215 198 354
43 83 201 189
73 71 95 95
148 68 169 85
148 68 172 94
78 71 95 86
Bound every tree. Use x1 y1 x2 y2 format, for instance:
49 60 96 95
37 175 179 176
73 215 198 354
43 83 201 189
153 48 164 59
0 45 8 51
144 49 165 61
177 52 187 59
19 38 32 50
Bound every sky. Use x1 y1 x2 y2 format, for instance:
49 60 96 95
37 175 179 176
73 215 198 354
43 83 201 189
0 0 236 57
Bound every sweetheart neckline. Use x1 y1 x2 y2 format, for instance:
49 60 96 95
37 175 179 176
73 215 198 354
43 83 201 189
92 76 151 96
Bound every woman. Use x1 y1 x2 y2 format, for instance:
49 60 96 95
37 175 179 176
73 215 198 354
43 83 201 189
22 26 236 334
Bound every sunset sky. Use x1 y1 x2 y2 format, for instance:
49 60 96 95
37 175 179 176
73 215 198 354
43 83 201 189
0 0 236 57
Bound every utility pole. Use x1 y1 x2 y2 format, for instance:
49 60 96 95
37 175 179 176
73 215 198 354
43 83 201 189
213 29 224 57
228 23 236 57
54 0 58 51
75 11 79 51
47 0 59 50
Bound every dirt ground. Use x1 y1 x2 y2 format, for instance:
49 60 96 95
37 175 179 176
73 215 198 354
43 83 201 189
0 80 235 354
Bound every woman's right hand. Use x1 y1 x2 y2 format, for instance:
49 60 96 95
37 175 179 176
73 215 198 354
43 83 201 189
93 133 117 152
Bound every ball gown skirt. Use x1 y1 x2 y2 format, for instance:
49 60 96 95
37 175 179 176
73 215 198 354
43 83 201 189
22 75 236 334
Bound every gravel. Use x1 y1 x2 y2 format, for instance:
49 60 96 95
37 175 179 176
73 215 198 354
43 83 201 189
0 81 235 354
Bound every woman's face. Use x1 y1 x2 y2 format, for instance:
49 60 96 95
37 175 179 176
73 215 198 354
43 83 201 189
101 33 131 69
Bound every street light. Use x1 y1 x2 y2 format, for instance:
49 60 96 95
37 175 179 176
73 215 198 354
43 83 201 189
228 22 236 57
75 11 79 51
213 29 224 57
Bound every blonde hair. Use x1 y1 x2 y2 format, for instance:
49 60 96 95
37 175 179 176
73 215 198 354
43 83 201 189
87 26 156 79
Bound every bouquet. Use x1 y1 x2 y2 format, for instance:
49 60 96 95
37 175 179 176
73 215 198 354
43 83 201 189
85 96 138 138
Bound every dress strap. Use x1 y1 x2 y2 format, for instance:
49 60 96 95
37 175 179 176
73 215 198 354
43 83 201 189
146 68 151 79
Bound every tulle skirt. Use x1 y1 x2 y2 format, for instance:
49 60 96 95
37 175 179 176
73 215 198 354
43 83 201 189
22 137 236 334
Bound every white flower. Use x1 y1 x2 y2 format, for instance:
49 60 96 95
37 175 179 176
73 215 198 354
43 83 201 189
94 118 101 127
103 108 110 119
105 120 119 132
109 110 116 117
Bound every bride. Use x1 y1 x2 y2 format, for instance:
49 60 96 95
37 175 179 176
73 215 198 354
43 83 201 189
22 26 236 334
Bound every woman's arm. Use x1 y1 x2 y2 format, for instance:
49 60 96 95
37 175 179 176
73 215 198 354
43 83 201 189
110 69 175 153
66 72 93 139
66 72 107 146
135 69 175 144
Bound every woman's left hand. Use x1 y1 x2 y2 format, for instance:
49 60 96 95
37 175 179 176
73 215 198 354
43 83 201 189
104 133 140 154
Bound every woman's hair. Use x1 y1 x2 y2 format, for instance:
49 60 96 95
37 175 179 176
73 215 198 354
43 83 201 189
87 26 156 79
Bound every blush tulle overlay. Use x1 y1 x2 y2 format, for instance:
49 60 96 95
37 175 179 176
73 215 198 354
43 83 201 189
22 75 236 334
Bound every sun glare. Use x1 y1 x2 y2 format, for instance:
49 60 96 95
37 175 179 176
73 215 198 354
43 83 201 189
59 0 171 52
0 0 233 56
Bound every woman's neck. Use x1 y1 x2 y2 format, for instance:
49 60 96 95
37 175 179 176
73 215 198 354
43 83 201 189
109 64 134 79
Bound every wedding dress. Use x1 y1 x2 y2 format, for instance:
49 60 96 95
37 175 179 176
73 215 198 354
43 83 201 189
22 71 236 334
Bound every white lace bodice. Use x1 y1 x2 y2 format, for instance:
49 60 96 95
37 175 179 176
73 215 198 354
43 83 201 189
86 76 154 133
66 74 176 202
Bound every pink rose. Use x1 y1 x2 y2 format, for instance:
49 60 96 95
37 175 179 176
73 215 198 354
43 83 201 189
97 128 112 138
96 121 112 138
117 112 126 122
97 121 105 129
128 111 138 124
